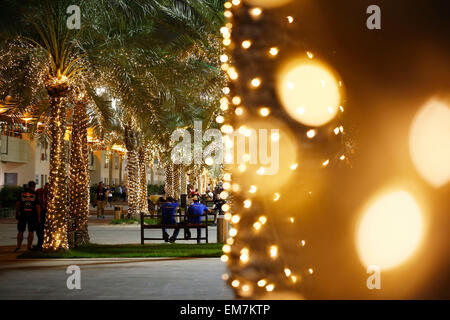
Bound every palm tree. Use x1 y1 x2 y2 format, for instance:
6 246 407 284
68 89 90 246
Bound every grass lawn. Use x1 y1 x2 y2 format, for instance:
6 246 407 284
17 243 222 259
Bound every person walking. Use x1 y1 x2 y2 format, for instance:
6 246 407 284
14 181 40 252
122 185 127 202
33 182 49 250
95 182 108 219
107 186 113 208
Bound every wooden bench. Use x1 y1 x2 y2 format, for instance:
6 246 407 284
140 209 213 244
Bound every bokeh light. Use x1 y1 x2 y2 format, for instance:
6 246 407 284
409 99 450 188
276 58 342 126
230 117 298 195
356 190 425 270
244 0 293 9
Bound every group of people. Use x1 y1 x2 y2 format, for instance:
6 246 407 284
14 181 48 252
94 182 127 218
159 196 210 243
160 181 226 243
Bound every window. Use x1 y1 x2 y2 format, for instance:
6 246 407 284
4 173 18 186
104 154 109 168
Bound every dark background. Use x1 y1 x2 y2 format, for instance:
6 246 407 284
286 0 449 299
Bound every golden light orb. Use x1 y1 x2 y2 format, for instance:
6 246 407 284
251 77 261 87
356 190 425 270
216 115 225 124
241 40 252 49
249 7 262 17
232 96 242 105
277 59 342 126
259 107 270 117
235 107 244 116
409 99 450 188
269 47 279 56
244 0 293 8
306 129 316 138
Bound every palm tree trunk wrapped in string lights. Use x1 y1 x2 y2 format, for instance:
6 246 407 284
164 162 174 198
125 127 141 218
180 165 187 196
138 146 149 213
43 80 70 251
68 94 90 247
220 1 348 299
173 164 181 201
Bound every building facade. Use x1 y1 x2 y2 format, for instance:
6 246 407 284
0 133 164 188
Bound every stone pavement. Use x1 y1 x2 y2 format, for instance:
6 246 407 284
0 218 233 300
0 255 233 299
0 216 218 246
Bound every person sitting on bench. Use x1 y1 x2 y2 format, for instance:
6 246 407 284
160 197 179 242
183 196 210 243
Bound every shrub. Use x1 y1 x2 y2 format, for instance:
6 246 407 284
0 185 23 208
147 184 164 195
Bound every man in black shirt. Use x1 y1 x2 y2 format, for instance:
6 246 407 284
15 181 41 252
95 182 108 219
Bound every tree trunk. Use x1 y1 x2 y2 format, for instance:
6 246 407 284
173 164 180 201
138 146 148 213
180 165 187 195
68 100 90 247
126 149 140 218
43 92 69 251
164 162 174 198
119 155 123 186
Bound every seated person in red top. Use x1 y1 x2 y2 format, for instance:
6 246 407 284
160 197 179 242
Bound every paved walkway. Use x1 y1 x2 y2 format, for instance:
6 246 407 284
0 216 218 246
0 255 233 299
0 218 233 300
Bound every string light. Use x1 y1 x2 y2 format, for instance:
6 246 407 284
265 284 275 292
269 245 278 258
259 107 270 117
232 96 242 105
241 40 252 49
250 7 262 17
269 47 279 56
284 268 292 277
257 279 267 287
306 129 316 138
287 16 294 23
251 77 261 87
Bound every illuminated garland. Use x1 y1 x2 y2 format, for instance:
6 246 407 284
164 162 174 198
138 146 149 213
219 0 348 299
125 127 141 218
43 83 70 251
173 163 181 200
68 94 90 247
